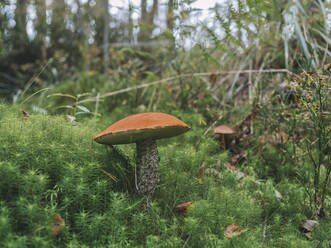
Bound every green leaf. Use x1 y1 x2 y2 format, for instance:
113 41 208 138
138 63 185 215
119 47 135 54
20 88 51 105
75 111 93 115
76 105 90 113
77 93 91 99
48 93 77 100
294 20 316 68
55 105 74 110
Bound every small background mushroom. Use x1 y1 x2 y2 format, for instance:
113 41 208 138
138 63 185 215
213 125 236 150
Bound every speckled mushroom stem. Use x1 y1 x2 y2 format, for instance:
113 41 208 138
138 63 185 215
136 139 160 197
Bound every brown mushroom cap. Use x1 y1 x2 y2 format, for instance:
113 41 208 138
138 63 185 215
214 125 235 135
94 112 190 145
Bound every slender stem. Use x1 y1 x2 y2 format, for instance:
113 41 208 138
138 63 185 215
262 216 267 243
306 140 319 205
221 135 226 150
321 167 331 210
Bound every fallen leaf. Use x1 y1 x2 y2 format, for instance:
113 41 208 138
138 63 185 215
209 73 217 86
51 214 65 236
228 151 247 164
224 163 235 171
22 110 29 121
175 202 192 216
224 223 246 238
229 154 241 164
301 220 318 232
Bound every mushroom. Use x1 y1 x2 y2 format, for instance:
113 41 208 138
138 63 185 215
213 125 236 150
94 112 190 198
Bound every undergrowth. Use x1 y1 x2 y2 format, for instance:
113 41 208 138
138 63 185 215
0 103 329 247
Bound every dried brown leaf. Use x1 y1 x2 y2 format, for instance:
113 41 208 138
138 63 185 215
224 223 246 238
175 202 193 216
228 151 247 164
51 214 65 236
22 110 29 121
224 163 235 171
209 73 217 86
229 154 241 164
302 220 318 232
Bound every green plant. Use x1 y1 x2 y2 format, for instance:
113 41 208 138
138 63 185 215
290 66 330 216
47 92 99 119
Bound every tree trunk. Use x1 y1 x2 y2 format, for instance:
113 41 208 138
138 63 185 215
138 0 158 43
49 0 67 47
141 0 147 23
13 0 28 52
167 0 174 33
35 0 47 62
147 0 158 26
103 0 109 72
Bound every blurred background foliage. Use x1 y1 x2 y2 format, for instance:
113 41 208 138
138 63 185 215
0 0 329 107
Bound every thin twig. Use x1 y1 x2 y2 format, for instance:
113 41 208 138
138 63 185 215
203 114 223 136
80 69 294 103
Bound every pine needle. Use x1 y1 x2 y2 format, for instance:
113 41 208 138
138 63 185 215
100 169 119 182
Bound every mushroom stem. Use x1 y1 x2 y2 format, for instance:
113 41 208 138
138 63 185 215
136 139 160 196
219 135 226 150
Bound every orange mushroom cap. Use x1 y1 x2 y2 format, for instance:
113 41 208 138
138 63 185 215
94 112 190 145
214 125 235 135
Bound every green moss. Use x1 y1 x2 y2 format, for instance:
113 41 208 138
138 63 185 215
0 103 329 247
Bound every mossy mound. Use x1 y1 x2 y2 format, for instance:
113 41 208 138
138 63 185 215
0 104 326 247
